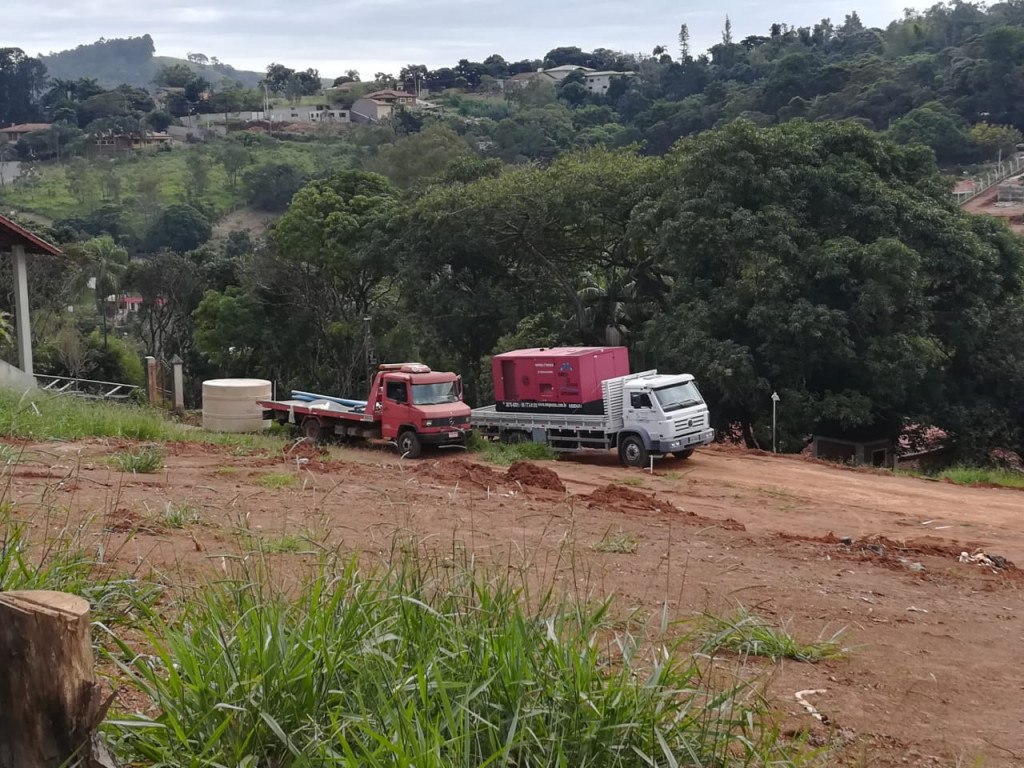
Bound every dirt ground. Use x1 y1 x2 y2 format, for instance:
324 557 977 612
4 437 1024 767
961 186 1024 235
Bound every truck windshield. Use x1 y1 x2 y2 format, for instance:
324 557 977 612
653 381 703 413
411 382 459 405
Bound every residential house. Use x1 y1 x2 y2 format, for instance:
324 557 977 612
539 65 595 82
0 123 52 143
504 65 636 92
581 70 638 94
351 98 393 122
362 90 418 106
91 131 174 154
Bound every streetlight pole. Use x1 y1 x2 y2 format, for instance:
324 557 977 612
771 391 780 453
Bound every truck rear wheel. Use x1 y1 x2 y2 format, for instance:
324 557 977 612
301 417 325 443
397 430 422 459
619 435 649 468
500 430 530 445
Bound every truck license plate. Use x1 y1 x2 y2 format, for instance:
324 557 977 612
448 431 459 438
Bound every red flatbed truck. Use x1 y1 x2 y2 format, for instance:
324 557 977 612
257 363 471 457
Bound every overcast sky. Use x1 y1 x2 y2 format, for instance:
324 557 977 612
13 0 913 79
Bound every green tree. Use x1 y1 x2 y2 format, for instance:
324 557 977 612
641 119 1024 458
969 121 1024 161
144 204 212 253
888 102 972 162
184 147 213 202
81 235 130 348
267 170 401 392
216 140 251 188
0 48 48 125
154 63 194 88
194 287 267 374
242 162 307 211
363 124 473 187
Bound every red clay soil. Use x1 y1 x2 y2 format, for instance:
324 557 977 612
506 461 565 492
5 437 1024 767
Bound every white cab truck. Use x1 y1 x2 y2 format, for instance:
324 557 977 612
471 369 715 467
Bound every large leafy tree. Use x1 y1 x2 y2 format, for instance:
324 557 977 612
643 119 1024 456
0 48 48 125
400 148 667 398
230 170 406 393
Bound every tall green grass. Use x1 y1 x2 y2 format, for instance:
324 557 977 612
103 555 807 768
468 433 558 465
933 465 1024 489
0 508 162 626
0 388 177 441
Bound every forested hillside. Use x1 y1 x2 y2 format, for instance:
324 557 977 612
38 36 265 90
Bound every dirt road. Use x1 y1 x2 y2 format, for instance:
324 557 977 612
4 437 1023 766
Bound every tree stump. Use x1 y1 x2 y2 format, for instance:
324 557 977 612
0 591 119 768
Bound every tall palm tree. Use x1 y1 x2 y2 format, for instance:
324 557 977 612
81 236 129 349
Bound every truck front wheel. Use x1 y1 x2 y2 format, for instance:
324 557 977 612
397 430 422 459
619 435 649 468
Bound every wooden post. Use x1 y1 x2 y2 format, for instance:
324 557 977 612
0 591 119 768
171 354 184 414
145 355 158 406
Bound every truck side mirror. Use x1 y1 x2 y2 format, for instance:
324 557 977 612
455 376 463 399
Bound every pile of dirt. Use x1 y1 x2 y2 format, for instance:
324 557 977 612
417 458 508 490
585 484 746 530
506 462 565 492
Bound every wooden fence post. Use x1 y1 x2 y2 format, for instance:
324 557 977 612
171 354 184 414
0 591 119 768
145 355 158 406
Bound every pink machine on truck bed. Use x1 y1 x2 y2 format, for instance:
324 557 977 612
258 363 471 458
472 346 715 467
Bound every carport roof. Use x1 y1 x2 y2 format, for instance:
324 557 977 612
0 213 62 255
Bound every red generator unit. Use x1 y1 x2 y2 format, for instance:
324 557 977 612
491 347 630 414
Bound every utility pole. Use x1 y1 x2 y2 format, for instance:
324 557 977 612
363 316 376 390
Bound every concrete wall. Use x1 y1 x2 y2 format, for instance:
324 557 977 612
0 359 36 391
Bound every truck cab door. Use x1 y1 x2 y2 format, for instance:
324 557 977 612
381 379 411 438
626 391 657 432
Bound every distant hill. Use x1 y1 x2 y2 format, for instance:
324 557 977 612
40 35 266 91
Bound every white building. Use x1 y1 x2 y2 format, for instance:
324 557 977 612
582 71 638 94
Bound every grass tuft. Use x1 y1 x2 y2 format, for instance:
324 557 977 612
591 529 639 554
101 554 807 768
468 433 558 465
699 606 848 663
108 446 165 474
0 511 162 626
258 472 297 488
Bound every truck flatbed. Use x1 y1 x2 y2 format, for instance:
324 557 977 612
258 398 374 421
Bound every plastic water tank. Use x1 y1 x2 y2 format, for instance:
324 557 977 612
202 378 272 432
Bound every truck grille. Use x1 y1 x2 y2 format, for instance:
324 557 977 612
424 415 471 428
673 414 705 436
